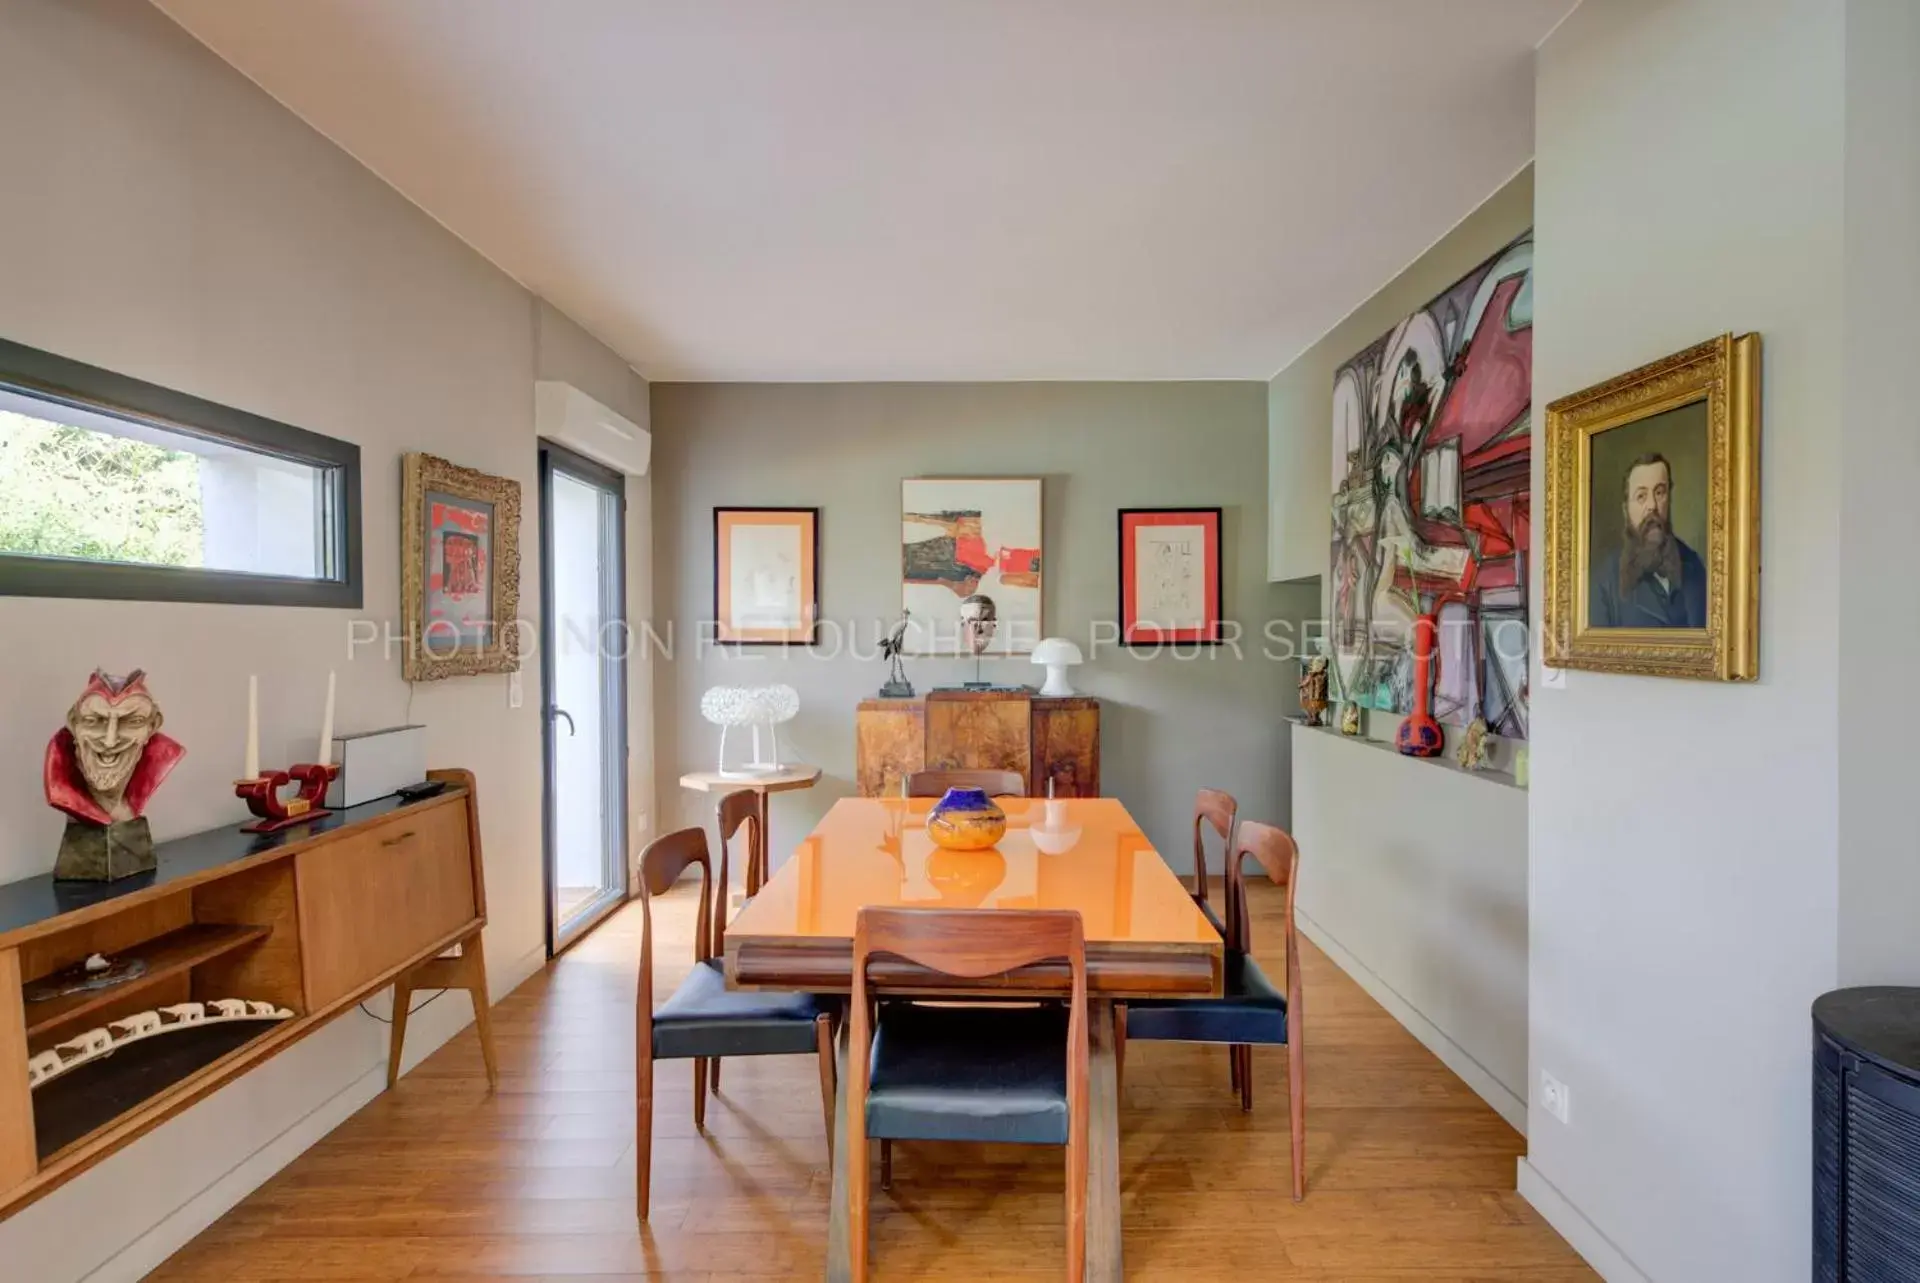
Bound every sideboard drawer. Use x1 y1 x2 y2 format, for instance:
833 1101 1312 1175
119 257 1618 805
295 799 476 1011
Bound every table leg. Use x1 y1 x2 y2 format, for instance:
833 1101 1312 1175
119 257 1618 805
1086 998 1123 1282
826 1015 853 1282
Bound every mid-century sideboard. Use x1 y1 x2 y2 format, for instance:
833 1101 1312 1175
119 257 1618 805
855 690 1100 797
0 767 496 1220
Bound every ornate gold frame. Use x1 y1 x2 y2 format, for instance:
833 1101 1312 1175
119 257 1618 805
1543 333 1761 681
401 452 522 681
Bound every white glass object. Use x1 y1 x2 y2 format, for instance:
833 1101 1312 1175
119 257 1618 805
702 683 801 778
1030 637 1085 697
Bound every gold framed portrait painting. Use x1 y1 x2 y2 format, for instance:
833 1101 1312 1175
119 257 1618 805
401 452 523 681
1543 334 1760 681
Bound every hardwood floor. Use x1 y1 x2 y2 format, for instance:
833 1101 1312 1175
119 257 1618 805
151 878 1594 1282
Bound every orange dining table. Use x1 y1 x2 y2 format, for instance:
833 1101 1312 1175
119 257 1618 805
723 795 1224 1283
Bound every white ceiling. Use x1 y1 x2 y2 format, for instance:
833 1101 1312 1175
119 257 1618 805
153 0 1571 383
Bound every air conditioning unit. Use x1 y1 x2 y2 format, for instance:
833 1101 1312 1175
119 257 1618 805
535 380 650 476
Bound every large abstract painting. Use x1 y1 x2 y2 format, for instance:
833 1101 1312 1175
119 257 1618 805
1329 232 1533 739
902 477 1042 654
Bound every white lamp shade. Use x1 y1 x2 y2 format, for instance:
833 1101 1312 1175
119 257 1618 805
1030 638 1084 667
1031 637 1084 697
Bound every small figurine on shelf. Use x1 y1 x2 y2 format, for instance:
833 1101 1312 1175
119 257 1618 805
1455 716 1491 771
959 594 998 689
1298 655 1330 726
45 669 185 882
879 610 915 698
1340 702 1362 737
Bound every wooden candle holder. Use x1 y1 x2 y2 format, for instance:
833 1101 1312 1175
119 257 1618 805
233 763 339 834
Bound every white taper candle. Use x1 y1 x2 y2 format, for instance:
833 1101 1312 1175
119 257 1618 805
245 675 260 779
317 670 336 767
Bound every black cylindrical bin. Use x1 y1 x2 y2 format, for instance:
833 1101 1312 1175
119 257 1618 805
1814 987 1920 1282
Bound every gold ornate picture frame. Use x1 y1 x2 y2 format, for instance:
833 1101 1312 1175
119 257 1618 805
401 452 522 681
1543 334 1760 681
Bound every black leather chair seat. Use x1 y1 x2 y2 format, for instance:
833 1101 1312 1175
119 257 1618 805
651 960 824 1060
866 1003 1069 1145
1124 951 1288 1046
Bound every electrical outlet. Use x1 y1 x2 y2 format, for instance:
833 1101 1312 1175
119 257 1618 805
508 670 523 709
1541 1070 1572 1125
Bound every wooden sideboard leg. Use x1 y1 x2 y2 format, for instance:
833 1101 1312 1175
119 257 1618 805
385 931 499 1093
461 935 499 1092
386 970 417 1091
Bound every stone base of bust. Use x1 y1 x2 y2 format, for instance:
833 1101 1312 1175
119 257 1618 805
55 817 157 882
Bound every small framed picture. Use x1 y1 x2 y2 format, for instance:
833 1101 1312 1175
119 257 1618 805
714 507 820 644
401 452 522 681
1118 507 1223 645
1543 333 1761 680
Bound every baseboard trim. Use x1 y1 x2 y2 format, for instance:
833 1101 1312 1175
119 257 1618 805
1517 1158 1653 1283
1296 909 1527 1133
78 940 549 1283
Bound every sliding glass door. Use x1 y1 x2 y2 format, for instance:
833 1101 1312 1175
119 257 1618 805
539 442 627 954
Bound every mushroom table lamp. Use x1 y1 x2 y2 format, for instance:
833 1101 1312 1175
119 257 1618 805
1030 637 1085 698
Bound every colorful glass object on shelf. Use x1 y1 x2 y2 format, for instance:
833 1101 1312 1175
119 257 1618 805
1395 612 1445 758
925 787 1008 851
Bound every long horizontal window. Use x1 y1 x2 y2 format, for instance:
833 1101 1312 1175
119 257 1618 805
0 339 361 607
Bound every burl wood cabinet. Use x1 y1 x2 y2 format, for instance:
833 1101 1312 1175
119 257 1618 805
856 691 1100 798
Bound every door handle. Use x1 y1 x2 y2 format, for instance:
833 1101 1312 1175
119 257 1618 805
549 706 576 737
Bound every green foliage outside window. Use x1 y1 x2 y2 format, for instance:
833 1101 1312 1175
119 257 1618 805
0 411 205 567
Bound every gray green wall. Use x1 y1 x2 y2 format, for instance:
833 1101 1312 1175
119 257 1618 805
649 382 1318 872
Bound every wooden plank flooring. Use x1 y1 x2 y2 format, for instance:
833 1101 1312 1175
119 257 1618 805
151 878 1594 1281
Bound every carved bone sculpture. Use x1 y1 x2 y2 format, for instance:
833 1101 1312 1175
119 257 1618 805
25 999 293 1089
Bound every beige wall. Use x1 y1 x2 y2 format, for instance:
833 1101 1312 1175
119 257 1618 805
1267 167 1533 584
649 382 1318 873
0 3 641 1279
1528 2 1848 1279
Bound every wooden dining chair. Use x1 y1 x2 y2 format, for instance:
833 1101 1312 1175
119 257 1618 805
707 789 767 1094
1189 788 1244 1093
635 827 836 1220
846 907 1089 1282
1190 787 1239 936
905 768 1027 798
1116 820 1306 1200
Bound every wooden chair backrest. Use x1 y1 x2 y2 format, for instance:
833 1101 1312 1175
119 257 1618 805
635 828 712 1042
1191 787 1238 905
906 768 1027 799
713 790 763 956
1224 819 1301 976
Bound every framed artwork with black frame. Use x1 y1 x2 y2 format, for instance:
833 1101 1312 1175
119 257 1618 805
713 506 820 644
1118 507 1224 646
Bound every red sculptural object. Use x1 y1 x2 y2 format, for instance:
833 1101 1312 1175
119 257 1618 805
1395 613 1445 758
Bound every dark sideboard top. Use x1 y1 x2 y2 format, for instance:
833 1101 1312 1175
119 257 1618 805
0 789 464 943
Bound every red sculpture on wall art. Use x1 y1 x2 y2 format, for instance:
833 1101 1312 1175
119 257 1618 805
1395 613 1445 758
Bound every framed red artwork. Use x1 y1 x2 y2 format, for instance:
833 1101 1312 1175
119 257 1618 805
1118 507 1223 645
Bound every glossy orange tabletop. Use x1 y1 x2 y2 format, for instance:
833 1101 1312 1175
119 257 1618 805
724 797 1223 998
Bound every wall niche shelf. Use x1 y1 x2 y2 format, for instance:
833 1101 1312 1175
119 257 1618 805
24 923 271 1042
